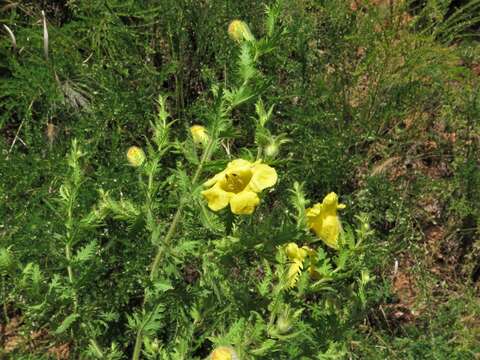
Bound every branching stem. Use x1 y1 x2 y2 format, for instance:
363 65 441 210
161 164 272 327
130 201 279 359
132 139 213 360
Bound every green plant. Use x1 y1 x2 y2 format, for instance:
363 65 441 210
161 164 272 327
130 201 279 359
1 0 479 358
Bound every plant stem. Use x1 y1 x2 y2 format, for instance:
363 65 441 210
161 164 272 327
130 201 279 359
65 242 74 284
149 140 212 281
132 140 213 360
149 204 184 281
89 339 104 357
132 330 144 360
2 277 8 323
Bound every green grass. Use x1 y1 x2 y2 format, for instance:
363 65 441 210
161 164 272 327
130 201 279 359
1 0 479 359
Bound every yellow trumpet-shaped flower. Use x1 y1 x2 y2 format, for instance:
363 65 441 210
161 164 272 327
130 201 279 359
201 159 277 215
227 20 255 42
190 125 209 147
285 243 316 288
306 192 346 249
126 146 146 167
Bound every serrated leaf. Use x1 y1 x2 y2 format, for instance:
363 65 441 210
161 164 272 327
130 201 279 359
238 42 256 82
198 200 224 233
73 240 97 263
142 304 165 337
55 313 80 334
174 240 198 255
153 280 173 293
251 339 277 355
224 85 255 108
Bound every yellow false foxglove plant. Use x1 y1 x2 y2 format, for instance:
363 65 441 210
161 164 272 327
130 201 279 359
190 124 209 147
210 346 239 360
306 192 346 249
201 159 277 215
126 146 146 167
227 19 255 43
284 242 317 288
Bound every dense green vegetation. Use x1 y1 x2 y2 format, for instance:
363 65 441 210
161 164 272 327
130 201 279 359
1 1 479 359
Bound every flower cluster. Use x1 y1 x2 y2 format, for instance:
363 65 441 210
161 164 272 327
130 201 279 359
126 145 346 252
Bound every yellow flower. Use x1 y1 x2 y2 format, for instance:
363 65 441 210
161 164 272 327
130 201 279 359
126 146 146 167
306 192 346 249
285 243 315 288
211 346 239 360
201 159 277 215
190 125 209 147
227 20 255 42
285 242 308 262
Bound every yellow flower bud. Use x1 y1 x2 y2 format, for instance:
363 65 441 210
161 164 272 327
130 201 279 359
126 146 146 167
228 20 255 42
190 125 209 147
211 346 239 360
285 243 307 262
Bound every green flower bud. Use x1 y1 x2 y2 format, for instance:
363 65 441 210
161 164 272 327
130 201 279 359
264 142 279 158
276 314 292 334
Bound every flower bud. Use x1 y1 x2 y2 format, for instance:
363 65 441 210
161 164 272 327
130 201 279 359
228 20 255 42
285 243 300 260
285 243 307 262
276 314 292 335
126 146 146 167
190 125 209 147
264 142 279 158
211 346 239 360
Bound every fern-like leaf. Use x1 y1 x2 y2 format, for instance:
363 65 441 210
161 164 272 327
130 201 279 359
73 240 98 263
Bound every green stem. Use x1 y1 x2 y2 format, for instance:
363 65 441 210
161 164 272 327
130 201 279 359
65 241 79 313
89 339 104 358
149 204 184 281
132 140 213 360
132 330 144 360
2 277 8 323
65 242 74 284
149 141 212 281
256 145 262 161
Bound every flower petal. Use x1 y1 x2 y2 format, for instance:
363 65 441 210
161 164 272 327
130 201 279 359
201 184 233 211
249 163 278 192
226 159 253 170
306 203 322 219
229 191 260 215
311 215 341 249
203 171 226 188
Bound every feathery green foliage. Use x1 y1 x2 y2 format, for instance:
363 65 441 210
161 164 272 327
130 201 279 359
1 0 479 358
